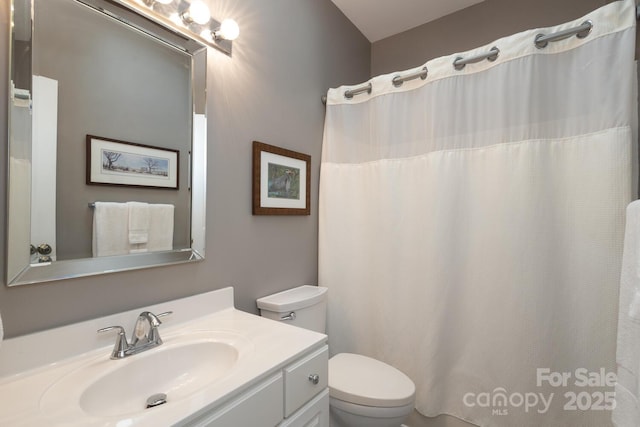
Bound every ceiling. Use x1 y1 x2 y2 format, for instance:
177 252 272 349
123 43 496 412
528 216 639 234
331 0 486 42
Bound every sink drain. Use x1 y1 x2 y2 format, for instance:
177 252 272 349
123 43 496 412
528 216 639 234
146 393 168 409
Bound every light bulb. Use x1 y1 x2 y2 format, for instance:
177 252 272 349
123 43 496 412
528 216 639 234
215 19 239 41
183 1 210 25
169 12 182 26
199 29 213 42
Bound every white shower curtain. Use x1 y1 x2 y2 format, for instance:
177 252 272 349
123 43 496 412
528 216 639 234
319 2 637 426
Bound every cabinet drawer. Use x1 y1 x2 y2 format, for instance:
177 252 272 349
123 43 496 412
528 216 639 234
280 388 329 427
178 373 284 427
284 345 328 417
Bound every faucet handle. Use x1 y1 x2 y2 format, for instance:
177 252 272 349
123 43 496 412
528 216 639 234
156 311 173 321
97 325 125 334
97 325 129 359
140 310 172 327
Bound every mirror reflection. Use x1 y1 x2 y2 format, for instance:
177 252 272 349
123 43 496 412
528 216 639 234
7 0 207 286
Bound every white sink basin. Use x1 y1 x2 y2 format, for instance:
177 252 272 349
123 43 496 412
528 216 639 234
40 331 253 418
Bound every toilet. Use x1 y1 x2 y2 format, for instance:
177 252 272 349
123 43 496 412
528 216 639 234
257 285 415 427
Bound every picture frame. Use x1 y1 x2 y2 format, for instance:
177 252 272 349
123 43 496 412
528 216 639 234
252 141 311 215
86 135 179 189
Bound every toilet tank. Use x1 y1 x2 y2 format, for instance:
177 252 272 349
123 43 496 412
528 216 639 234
256 285 328 333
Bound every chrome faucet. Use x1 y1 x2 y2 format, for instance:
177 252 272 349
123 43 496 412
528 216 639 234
98 311 172 359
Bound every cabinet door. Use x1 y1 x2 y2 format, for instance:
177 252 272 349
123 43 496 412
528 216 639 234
279 389 329 427
284 345 328 417
178 373 284 427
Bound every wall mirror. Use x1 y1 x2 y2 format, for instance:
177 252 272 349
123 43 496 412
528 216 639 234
7 0 207 286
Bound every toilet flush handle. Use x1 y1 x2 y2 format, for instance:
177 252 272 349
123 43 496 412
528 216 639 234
281 311 296 321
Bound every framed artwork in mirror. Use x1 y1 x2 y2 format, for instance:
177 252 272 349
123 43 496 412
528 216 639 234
252 141 311 215
86 135 179 189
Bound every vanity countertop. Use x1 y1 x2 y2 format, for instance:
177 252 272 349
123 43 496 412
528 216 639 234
0 287 327 426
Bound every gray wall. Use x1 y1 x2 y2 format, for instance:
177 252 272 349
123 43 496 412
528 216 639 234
0 0 370 337
372 0 618 76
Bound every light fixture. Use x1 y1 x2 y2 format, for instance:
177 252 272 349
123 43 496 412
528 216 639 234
213 18 239 41
123 0 240 56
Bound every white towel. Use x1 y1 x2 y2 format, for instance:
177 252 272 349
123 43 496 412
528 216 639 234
92 202 129 257
615 200 640 424
127 202 150 253
148 204 174 252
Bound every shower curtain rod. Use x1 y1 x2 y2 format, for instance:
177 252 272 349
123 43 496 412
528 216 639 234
321 5 640 105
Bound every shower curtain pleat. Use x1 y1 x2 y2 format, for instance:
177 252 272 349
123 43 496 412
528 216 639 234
319 1 637 426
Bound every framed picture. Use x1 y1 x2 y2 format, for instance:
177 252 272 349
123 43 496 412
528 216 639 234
252 141 311 215
86 135 179 189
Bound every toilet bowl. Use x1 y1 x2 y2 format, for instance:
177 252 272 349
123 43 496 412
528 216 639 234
329 352 415 427
257 286 415 427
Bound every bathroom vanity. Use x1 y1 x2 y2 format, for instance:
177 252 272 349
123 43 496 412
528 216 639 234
0 288 329 426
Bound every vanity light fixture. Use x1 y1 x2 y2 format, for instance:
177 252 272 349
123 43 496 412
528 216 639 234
125 0 239 56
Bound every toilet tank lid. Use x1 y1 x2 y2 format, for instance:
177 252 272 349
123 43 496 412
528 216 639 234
257 285 328 312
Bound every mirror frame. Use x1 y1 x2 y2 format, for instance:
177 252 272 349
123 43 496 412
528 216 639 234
6 0 207 286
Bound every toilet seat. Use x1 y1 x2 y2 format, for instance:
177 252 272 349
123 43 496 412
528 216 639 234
328 353 415 408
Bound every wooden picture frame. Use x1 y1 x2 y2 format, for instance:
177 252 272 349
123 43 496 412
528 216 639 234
86 135 179 189
252 141 311 215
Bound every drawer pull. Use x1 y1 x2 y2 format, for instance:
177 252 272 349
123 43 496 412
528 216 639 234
308 374 320 385
281 312 296 321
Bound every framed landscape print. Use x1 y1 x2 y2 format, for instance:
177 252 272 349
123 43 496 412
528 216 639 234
252 141 311 215
86 135 179 189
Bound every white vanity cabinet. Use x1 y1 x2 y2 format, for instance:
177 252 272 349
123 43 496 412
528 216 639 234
179 345 329 427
